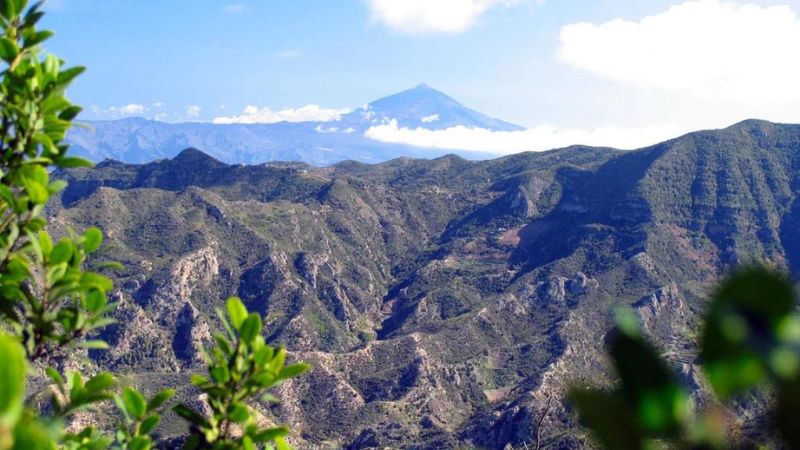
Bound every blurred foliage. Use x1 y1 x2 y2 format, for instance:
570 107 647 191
571 267 800 449
111 387 175 450
173 298 309 450
0 1 307 449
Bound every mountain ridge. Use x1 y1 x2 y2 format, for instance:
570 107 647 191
50 120 800 449
67 84 521 167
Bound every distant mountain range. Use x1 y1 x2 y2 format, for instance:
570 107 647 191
67 84 520 166
52 119 799 449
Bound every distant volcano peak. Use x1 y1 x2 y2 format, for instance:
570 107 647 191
68 84 524 166
357 84 524 132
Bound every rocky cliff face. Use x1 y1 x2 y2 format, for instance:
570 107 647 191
49 120 800 449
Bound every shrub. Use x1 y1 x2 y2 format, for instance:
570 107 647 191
0 2 308 449
572 267 800 449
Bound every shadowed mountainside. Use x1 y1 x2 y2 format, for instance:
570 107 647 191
49 119 800 449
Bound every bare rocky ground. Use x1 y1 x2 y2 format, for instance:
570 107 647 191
49 120 800 448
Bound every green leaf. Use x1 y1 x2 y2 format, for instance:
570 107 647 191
85 290 108 313
80 272 113 291
260 393 281 404
23 30 52 47
216 307 236 341
146 388 175 412
139 415 161 435
122 387 147 419
213 333 233 357
275 437 291 450
23 1 43 26
701 267 796 397
0 37 18 61
269 348 287 374
226 297 248 330
85 372 115 393
57 66 85 85
0 0 24 20
277 363 310 381
49 240 72 265
210 366 230 384
114 394 131 423
254 346 274 366
239 313 262 344
58 105 82 122
88 317 117 330
0 334 26 428
228 402 250 423
33 133 57 155
610 330 690 435
128 435 152 450
569 389 643 450
45 367 65 393
79 340 110 349
181 434 201 450
21 164 49 186
38 231 53 255
23 176 48 204
172 404 208 426
0 185 15 207
55 156 93 168
190 374 209 386
83 227 103 253
47 180 68 195
242 436 256 450
775 378 800 448
95 261 124 271
43 53 60 76
11 419 57 450
252 426 289 443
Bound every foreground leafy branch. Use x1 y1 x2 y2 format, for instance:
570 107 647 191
0 1 308 449
571 268 800 449
174 298 309 450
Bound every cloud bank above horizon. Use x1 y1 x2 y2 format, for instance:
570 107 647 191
212 105 350 125
364 120 690 154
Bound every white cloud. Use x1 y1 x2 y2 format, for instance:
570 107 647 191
186 105 202 117
315 125 339 133
276 49 303 59
315 125 357 134
213 105 350 124
92 103 147 118
111 104 146 115
222 3 246 14
365 120 690 154
558 0 800 105
421 114 440 123
364 0 522 34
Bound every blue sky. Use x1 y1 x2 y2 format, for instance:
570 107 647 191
40 0 800 152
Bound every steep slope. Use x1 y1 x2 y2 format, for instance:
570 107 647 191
49 120 800 449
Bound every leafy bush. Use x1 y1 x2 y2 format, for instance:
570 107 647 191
572 267 800 449
173 298 308 450
0 1 308 449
